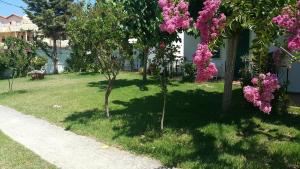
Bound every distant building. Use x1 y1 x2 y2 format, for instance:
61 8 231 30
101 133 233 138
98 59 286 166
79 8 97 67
0 14 70 74
0 14 38 44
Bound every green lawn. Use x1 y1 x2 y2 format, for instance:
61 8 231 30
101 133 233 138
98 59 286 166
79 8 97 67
0 72 299 169
0 131 56 169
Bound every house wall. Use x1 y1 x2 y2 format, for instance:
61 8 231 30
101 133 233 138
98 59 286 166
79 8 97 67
182 32 226 78
288 63 300 93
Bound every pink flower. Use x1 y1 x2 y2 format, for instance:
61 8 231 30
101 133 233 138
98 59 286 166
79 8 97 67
195 0 226 43
193 0 225 83
251 78 259 85
273 1 300 52
260 102 272 114
158 0 191 34
243 73 280 114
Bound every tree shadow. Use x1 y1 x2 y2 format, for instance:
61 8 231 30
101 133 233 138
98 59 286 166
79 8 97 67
87 78 160 91
78 72 99 76
64 87 300 168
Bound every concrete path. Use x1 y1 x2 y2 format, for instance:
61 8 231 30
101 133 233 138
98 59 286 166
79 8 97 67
0 105 163 169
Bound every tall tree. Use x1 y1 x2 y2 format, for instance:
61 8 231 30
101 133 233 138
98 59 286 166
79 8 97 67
23 0 74 74
68 1 127 117
123 0 162 82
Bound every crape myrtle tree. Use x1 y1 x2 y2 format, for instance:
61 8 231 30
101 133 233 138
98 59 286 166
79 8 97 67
122 0 162 82
23 0 74 74
67 1 127 117
160 0 292 113
194 0 293 112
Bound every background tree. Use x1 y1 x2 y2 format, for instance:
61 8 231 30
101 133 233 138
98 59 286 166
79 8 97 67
68 1 127 117
0 37 37 91
23 0 74 74
123 0 162 82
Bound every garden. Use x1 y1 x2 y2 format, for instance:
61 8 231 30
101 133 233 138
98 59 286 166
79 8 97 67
0 73 300 168
0 0 300 169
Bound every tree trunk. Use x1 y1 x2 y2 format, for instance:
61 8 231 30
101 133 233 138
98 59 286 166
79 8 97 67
143 48 148 82
160 68 167 130
8 71 15 92
52 38 59 74
161 90 167 130
222 33 239 112
104 77 115 118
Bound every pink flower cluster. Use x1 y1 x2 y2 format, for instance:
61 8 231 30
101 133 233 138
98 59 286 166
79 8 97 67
273 1 300 51
195 0 226 43
158 0 191 34
193 0 226 82
193 44 218 82
243 73 280 114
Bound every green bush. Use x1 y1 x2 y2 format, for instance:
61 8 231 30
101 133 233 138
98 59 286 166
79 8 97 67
182 62 196 82
31 56 48 70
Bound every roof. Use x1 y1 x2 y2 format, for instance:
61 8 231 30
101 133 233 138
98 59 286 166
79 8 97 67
0 14 23 19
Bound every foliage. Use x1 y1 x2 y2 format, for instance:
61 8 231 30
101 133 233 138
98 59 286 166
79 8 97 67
240 54 256 87
2 37 37 77
67 1 127 117
31 56 48 70
0 37 37 91
23 0 74 74
272 87 290 115
181 62 196 82
123 0 178 82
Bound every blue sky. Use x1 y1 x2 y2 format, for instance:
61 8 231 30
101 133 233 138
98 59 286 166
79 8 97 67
0 0 94 16
0 0 26 16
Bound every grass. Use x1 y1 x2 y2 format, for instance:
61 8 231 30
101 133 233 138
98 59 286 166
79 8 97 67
0 72 299 169
0 131 56 169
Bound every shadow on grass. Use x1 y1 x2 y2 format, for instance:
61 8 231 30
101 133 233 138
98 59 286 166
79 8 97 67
64 85 300 168
87 78 160 91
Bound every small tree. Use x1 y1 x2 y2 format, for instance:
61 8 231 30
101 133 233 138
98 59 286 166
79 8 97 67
23 0 74 74
154 42 178 130
1 37 36 91
68 1 127 117
123 0 162 82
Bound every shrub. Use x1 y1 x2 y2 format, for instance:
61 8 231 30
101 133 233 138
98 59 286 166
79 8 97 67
31 56 48 70
181 62 196 82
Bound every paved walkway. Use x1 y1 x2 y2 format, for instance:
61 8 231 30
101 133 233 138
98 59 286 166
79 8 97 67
0 105 163 169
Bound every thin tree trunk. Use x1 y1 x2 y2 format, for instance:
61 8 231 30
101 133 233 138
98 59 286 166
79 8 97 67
104 77 115 118
222 33 239 112
52 38 59 74
161 91 167 130
160 68 167 130
8 71 15 92
143 48 148 82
